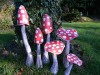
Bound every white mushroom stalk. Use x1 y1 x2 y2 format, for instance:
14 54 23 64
21 25 34 66
34 28 43 68
17 5 34 67
50 54 58 75
64 54 83 75
42 14 53 64
44 40 65 75
36 44 43 68
63 40 70 68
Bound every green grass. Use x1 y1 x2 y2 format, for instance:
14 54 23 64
63 22 100 75
0 22 100 75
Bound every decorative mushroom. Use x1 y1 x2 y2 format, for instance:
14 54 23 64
64 54 83 75
17 5 33 67
42 14 53 64
57 28 78 68
44 40 65 74
34 27 44 68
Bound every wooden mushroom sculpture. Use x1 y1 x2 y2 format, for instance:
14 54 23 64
57 28 78 68
44 40 65 74
17 5 33 67
64 54 83 75
42 14 53 64
34 28 44 68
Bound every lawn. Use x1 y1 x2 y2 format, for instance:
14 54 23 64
0 22 100 75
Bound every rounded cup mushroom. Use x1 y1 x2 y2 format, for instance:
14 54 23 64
34 27 44 68
42 14 53 64
44 40 65 74
57 28 78 68
64 54 83 75
17 5 33 67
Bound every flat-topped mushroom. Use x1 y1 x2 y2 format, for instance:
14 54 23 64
17 5 33 67
34 27 44 68
64 54 83 75
45 40 65 74
57 28 78 68
42 14 53 64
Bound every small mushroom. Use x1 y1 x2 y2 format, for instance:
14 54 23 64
57 28 78 68
42 14 53 64
17 5 33 67
34 28 44 68
64 54 83 75
44 40 65 74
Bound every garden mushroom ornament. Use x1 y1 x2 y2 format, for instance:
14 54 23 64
17 5 33 67
34 28 44 68
64 54 83 75
42 14 53 64
44 40 65 74
57 28 78 68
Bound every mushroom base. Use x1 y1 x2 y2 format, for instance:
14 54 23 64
26 54 34 67
36 55 43 68
21 25 34 67
42 51 49 64
63 54 69 68
64 63 73 75
50 54 58 75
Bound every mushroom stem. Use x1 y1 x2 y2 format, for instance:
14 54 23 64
63 40 70 68
64 63 73 75
42 33 50 64
50 54 58 75
36 44 43 68
21 25 34 67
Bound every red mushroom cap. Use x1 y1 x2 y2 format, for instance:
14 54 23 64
17 5 29 26
44 40 65 55
67 29 78 39
34 28 44 44
67 54 83 66
43 14 53 34
57 28 78 41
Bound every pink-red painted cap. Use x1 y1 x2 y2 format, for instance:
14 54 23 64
67 54 83 66
44 40 65 55
57 28 78 41
17 5 29 26
43 14 53 34
34 28 44 44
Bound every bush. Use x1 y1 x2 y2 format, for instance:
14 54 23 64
0 0 14 30
62 9 81 22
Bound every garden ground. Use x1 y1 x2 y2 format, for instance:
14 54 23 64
0 22 100 75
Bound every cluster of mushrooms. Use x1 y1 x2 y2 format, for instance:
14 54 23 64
17 5 83 75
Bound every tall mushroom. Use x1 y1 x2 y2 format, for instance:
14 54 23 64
44 40 65 74
17 5 33 67
42 14 53 64
57 28 78 68
34 28 44 68
64 54 83 75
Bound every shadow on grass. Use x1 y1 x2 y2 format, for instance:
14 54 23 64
0 34 14 44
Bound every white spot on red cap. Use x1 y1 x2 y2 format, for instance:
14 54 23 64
39 34 42 37
41 39 43 42
45 29 48 32
43 18 46 21
21 10 25 13
47 22 50 26
63 36 66 39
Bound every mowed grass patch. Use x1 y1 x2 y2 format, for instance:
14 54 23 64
63 22 100 75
